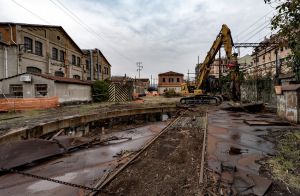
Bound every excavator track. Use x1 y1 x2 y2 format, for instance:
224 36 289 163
179 95 222 105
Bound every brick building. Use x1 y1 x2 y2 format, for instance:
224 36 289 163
157 71 184 94
0 23 87 80
82 49 111 81
250 35 292 78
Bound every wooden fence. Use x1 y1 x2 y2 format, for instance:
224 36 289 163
108 84 133 102
0 97 59 112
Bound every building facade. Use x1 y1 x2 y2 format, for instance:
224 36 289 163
83 49 111 81
208 58 229 78
0 73 91 103
157 71 184 94
250 35 292 78
0 23 86 80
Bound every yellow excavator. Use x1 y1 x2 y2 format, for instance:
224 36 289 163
180 24 240 105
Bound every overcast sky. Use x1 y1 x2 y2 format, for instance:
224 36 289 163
0 0 275 80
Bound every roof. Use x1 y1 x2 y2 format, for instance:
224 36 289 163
110 76 134 82
136 78 149 82
0 73 92 85
281 84 300 91
82 48 111 66
158 71 184 76
0 22 83 54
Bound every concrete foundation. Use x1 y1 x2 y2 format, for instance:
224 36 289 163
0 106 176 144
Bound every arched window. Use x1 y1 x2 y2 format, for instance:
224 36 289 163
55 71 64 77
26 66 42 74
73 75 80 80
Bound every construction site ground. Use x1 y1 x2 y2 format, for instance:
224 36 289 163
0 96 299 195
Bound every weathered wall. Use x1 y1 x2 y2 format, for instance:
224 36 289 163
241 79 276 105
0 45 18 79
55 83 92 103
277 89 300 123
0 74 55 98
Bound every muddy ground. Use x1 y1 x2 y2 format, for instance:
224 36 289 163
100 108 207 196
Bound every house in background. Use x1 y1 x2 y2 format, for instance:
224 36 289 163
0 22 86 80
157 71 184 94
208 58 228 78
82 49 111 81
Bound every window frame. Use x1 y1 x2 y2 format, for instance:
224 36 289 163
26 66 42 74
73 75 81 80
59 50 65 62
35 84 48 97
10 84 23 98
35 41 43 56
76 56 81 66
52 47 58 60
55 71 64 77
72 55 76 65
24 37 33 52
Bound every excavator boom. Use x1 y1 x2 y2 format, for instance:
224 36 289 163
196 24 234 90
180 24 239 105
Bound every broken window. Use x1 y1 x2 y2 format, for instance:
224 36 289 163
24 37 33 52
35 41 43 56
0 32 2 41
177 78 180 83
10 84 23 98
35 84 47 97
26 66 41 74
52 47 58 60
162 78 165 82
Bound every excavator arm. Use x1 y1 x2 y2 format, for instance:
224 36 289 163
180 24 240 105
195 24 234 90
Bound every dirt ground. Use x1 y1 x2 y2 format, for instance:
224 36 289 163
260 128 300 196
100 108 207 196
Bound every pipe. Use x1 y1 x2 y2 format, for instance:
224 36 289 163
8 24 17 45
96 50 100 80
4 47 8 78
89 49 93 80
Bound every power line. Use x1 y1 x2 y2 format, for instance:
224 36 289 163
239 20 270 41
49 0 134 63
235 10 273 37
11 0 51 24
243 23 271 43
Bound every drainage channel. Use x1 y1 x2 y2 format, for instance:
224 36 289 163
0 107 180 196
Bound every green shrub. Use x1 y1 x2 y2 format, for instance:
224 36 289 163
92 80 109 102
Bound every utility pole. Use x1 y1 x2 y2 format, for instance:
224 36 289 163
136 62 143 78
